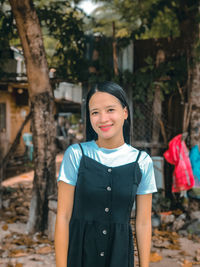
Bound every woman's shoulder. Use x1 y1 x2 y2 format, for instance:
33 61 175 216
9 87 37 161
126 144 153 165
64 140 96 156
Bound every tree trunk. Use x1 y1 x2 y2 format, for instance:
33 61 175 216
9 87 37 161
151 87 162 156
151 50 165 156
124 83 133 144
190 64 200 147
9 0 57 233
189 5 200 148
112 21 118 76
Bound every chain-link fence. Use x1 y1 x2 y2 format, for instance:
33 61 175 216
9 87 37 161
131 92 184 156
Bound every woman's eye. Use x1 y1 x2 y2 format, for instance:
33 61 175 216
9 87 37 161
108 109 114 112
91 111 98 115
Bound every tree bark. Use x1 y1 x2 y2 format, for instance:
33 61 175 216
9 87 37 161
112 21 119 76
188 5 200 148
9 0 57 233
190 64 200 147
151 87 162 156
151 50 165 156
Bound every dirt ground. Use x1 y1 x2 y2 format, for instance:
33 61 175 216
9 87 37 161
0 154 200 267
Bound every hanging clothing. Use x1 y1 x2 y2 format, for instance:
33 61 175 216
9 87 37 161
163 134 195 192
67 144 142 267
190 145 200 187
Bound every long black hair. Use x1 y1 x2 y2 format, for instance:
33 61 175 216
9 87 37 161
86 81 131 144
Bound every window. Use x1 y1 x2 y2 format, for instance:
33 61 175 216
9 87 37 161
0 103 6 132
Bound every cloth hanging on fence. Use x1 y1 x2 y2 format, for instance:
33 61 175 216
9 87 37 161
189 145 200 187
163 134 195 193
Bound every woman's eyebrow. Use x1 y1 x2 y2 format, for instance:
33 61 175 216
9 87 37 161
90 105 117 112
90 108 99 112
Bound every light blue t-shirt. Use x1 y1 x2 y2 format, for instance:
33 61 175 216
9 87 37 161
58 140 157 195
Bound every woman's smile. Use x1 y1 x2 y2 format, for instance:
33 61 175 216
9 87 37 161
99 124 113 132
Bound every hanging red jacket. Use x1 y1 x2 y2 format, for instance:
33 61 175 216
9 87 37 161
163 134 195 192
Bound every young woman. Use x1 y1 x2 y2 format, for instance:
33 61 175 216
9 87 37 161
55 81 157 267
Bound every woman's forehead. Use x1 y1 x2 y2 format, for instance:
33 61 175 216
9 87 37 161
89 91 122 108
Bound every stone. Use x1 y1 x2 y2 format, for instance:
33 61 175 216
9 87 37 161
160 213 175 224
48 200 57 213
187 219 200 236
172 219 185 231
47 210 56 241
190 211 200 220
152 214 161 228
3 199 10 209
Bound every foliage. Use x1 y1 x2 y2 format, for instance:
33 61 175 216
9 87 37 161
0 0 15 77
86 35 188 103
0 1 13 48
93 0 198 38
36 1 87 82
87 36 114 84
88 2 138 38
132 55 188 102
88 0 197 103
92 0 181 39
0 0 88 82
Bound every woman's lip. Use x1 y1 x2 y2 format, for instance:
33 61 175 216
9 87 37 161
99 125 112 132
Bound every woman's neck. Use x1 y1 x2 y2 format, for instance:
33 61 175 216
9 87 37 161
96 138 125 149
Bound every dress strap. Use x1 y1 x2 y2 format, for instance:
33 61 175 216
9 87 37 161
135 150 141 162
78 143 84 156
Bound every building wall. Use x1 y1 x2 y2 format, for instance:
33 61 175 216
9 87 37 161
0 90 30 158
54 82 82 104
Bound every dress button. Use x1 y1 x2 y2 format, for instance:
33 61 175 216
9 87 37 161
105 207 109 212
107 186 111 191
100 252 105 257
108 168 112 172
102 229 107 235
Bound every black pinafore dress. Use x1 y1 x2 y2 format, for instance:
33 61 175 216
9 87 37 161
67 144 142 267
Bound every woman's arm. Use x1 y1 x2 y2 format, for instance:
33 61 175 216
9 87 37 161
55 181 75 267
135 193 152 267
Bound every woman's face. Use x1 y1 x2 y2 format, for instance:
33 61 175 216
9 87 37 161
89 91 128 146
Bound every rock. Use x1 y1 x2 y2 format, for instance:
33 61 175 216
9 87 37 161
178 230 188 237
160 213 175 224
187 219 200 236
47 210 56 241
196 248 200 262
151 214 161 228
190 211 200 220
48 200 57 213
16 207 28 216
177 213 186 220
188 199 200 211
3 199 10 209
172 218 185 231
47 200 57 241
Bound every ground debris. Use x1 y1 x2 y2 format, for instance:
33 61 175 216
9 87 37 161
181 259 193 267
150 252 162 262
152 229 180 250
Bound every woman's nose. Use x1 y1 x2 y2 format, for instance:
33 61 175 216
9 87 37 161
99 112 108 123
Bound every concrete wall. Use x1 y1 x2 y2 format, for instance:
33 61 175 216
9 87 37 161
0 90 30 157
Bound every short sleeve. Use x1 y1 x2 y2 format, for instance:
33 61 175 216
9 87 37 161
136 152 157 195
57 144 82 186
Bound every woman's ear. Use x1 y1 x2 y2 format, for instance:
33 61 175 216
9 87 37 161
124 107 128 120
